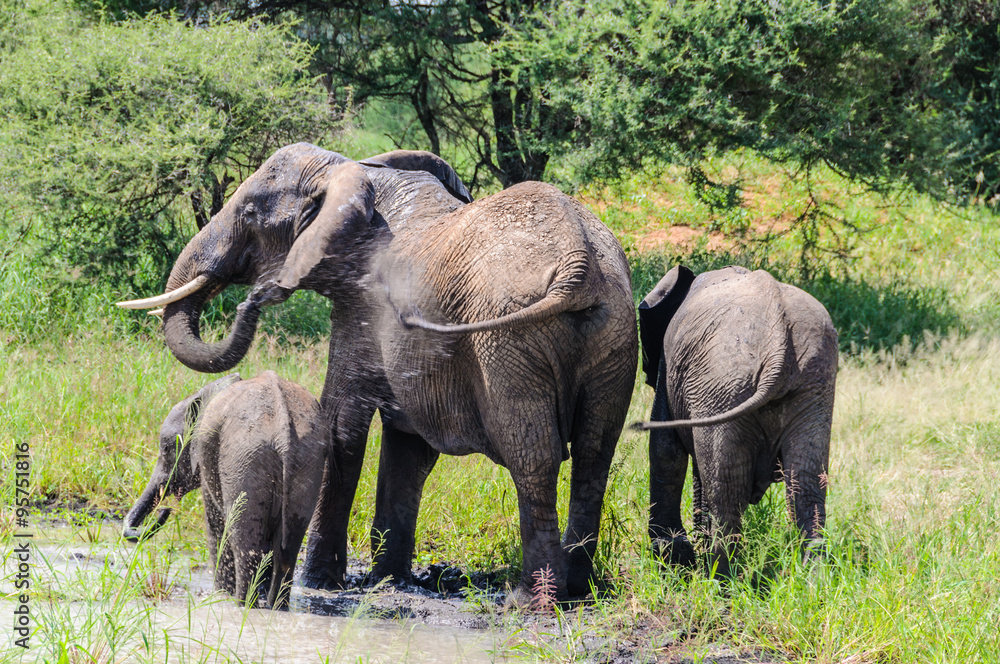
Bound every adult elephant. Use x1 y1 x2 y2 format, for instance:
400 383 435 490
634 265 837 577
118 143 637 601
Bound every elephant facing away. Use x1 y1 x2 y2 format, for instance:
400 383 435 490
635 265 837 577
122 372 328 609
118 143 638 602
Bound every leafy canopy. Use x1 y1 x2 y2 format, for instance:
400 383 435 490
504 0 938 189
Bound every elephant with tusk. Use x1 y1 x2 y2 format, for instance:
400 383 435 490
119 143 638 602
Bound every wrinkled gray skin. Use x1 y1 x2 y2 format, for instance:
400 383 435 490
636 265 837 577
122 372 328 609
148 143 637 601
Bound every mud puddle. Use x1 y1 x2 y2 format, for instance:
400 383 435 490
7 522 512 662
6 520 787 662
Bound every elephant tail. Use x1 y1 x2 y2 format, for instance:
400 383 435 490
633 295 790 431
631 375 783 430
401 250 590 334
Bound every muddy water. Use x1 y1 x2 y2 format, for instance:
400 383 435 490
6 523 511 662
154 599 505 663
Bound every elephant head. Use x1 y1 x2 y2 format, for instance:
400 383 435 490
116 144 471 373
123 374 241 541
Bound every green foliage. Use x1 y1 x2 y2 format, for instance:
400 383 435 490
506 0 930 187
0 0 334 299
507 0 1000 208
924 0 1000 201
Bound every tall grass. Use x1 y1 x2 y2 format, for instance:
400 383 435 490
4 330 999 661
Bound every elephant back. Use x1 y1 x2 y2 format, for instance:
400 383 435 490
665 268 788 418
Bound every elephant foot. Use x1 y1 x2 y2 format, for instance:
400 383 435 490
298 561 347 591
803 536 826 558
300 573 346 591
652 536 697 568
504 584 536 611
365 567 413 588
505 582 579 612
504 583 560 611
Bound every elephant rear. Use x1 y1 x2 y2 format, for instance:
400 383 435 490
641 265 838 576
379 180 636 457
199 371 328 609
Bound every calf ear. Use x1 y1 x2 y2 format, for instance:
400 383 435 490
277 161 375 291
186 374 240 431
638 265 695 388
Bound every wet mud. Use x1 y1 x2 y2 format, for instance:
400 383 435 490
5 519 790 662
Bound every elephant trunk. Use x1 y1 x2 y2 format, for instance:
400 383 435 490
161 289 252 375
123 476 173 542
162 287 261 374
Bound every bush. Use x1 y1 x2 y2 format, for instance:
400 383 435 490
0 0 335 303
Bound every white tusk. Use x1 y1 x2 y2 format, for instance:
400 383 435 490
116 275 211 310
148 308 164 317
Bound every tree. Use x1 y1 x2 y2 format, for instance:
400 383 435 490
0 0 336 295
94 0 565 190
923 0 1000 201
503 0 938 187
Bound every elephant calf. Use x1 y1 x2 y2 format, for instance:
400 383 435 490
123 371 329 609
635 265 837 577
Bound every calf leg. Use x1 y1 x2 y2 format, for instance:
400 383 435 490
204 495 236 596
649 366 697 567
697 426 753 579
780 403 833 548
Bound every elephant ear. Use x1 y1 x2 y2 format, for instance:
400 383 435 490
638 265 696 388
359 150 473 204
276 162 375 291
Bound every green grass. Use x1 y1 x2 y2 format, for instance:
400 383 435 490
4 331 1000 661
3 155 1000 661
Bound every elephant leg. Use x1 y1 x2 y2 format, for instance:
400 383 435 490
204 496 237 596
226 508 275 608
649 373 695 569
267 538 297 611
301 394 376 590
507 452 565 605
649 426 694 568
370 422 440 583
780 403 833 547
691 458 711 540
233 544 271 608
697 427 752 579
561 426 616 597
215 542 237 598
